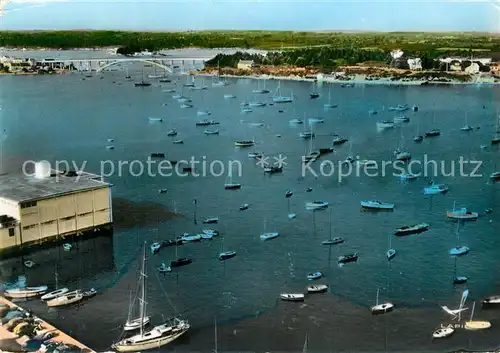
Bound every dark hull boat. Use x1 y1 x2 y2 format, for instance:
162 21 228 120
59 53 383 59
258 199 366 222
338 253 358 264
309 93 320 99
482 295 500 308
170 258 192 267
151 153 166 158
134 82 151 87
219 251 236 261
394 223 429 236
425 129 441 137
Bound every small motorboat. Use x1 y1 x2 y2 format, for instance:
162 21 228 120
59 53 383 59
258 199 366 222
289 118 303 124
319 147 334 155
461 125 474 132
197 109 211 116
170 258 192 267
172 140 183 144
150 242 161 254
177 97 191 103
424 184 449 195
180 103 193 109
157 263 172 273
234 140 254 147
203 217 219 224
24 260 35 268
224 94 236 99
306 187 313 192
148 117 163 123
299 131 315 139
158 189 168 194
376 121 395 129
308 118 324 124
386 249 396 260
82 288 97 298
338 253 359 264
449 246 470 256
394 223 429 236
241 108 253 113
425 129 441 137
107 138 114 142
288 213 297 219
490 172 500 181
307 272 323 280
167 130 178 136
106 145 114 150
264 166 283 174
371 302 394 315
239 204 249 211
400 173 417 181
248 151 263 159
63 243 72 251
219 251 236 261
413 135 423 142
124 316 151 332
482 295 500 308
485 208 493 214
388 104 409 112
332 136 348 145
224 182 242 190
200 233 213 240
305 201 329 210
285 190 293 198
260 232 279 241
446 207 478 221
249 102 266 107
204 129 219 135
309 93 320 99
360 200 394 210
280 293 304 302
181 234 202 243
202 229 219 236
453 276 468 284
322 237 344 245
307 284 328 293
393 116 410 123
196 119 219 126
433 326 454 339
41 288 69 301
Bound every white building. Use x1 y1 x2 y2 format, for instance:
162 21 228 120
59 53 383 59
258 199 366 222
407 58 422 70
464 62 480 74
439 57 492 66
0 163 113 254
237 60 255 70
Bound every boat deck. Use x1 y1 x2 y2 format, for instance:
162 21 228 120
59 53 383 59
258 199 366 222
0 296 95 352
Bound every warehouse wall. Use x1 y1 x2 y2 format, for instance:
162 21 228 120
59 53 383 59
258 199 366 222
0 197 20 220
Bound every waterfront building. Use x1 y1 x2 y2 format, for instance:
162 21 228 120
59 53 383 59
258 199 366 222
237 60 255 70
407 58 422 70
0 162 113 255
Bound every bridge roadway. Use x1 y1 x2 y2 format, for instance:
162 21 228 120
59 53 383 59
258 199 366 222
38 56 213 73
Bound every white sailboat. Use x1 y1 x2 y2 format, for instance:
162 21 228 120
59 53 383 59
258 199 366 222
41 265 69 301
260 217 279 240
371 288 394 315
124 245 151 331
272 81 293 103
386 233 396 260
323 87 337 109
218 234 236 261
112 243 190 352
287 195 296 219
252 78 270 94
449 221 469 256
461 112 473 132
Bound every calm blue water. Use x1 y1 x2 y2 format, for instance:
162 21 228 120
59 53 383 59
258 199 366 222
0 66 499 352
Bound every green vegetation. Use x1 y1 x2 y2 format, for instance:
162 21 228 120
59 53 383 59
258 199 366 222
1 30 500 54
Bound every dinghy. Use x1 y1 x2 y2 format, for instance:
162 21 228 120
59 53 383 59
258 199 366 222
307 272 323 280
41 288 69 301
280 293 304 302
433 326 454 339
307 284 328 293
305 201 328 210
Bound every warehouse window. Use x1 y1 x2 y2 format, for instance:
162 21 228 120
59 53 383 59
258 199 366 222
22 224 36 230
20 201 37 209
8 228 14 237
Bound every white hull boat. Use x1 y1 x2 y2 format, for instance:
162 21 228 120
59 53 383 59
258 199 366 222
181 234 202 242
376 121 395 129
202 229 219 236
400 173 417 180
124 317 151 331
289 118 303 124
113 320 190 352
424 184 449 195
5 286 48 299
449 246 469 256
371 302 394 315
305 201 329 210
393 116 409 123
360 200 394 210
386 249 396 260
234 140 254 147
41 288 69 301
307 284 328 293
224 94 236 99
204 129 219 135
148 117 163 123
197 110 211 116
307 272 323 280
433 326 454 339
249 102 266 107
46 290 83 307
260 232 279 241
280 293 304 302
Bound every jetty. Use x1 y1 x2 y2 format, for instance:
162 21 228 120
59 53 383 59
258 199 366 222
0 296 95 352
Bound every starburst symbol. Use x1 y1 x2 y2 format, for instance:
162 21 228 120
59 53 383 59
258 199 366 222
256 155 269 168
274 154 287 168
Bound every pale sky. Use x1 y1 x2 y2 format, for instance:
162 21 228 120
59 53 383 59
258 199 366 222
0 0 497 32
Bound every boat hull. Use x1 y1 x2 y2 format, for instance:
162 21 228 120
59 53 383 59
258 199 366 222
5 286 48 298
465 321 491 330
113 327 188 352
124 317 151 331
280 294 304 301
394 224 429 236
41 288 69 301
371 303 394 315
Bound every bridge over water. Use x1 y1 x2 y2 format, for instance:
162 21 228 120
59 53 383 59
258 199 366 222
38 56 213 73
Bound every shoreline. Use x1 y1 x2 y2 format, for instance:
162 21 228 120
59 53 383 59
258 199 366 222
196 72 500 86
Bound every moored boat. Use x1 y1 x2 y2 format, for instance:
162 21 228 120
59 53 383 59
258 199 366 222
239 203 249 211
234 140 254 147
5 286 48 299
332 136 348 145
371 289 394 315
425 129 441 137
260 232 279 241
449 246 469 256
376 121 395 129
338 253 358 264
305 201 329 210
322 237 344 245
446 203 478 220
424 184 449 195
280 293 304 302
204 129 219 135
393 116 409 123
307 284 328 293
46 290 83 307
41 288 69 301
203 217 219 224
482 295 500 308
394 223 429 236
432 326 454 339
360 200 394 210
307 272 323 280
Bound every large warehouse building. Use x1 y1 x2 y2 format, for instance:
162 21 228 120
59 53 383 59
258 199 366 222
0 162 113 254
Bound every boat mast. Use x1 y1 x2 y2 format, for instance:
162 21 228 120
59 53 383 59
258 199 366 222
214 316 218 353
375 288 379 306
139 242 147 337
469 301 475 322
302 334 308 353
329 207 333 241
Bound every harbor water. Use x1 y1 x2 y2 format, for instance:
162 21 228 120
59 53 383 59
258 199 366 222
0 62 499 352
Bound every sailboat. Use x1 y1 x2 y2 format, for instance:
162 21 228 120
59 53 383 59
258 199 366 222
41 265 69 301
112 243 190 352
218 235 236 261
287 195 297 219
224 171 241 189
464 301 491 330
461 112 473 132
322 208 344 245
212 62 228 87
371 288 394 315
449 221 469 256
303 125 320 163
124 246 151 331
413 121 423 142
309 81 319 99
125 67 131 79
323 87 337 108
394 128 411 161
252 78 270 94
260 218 279 240
272 81 293 103
134 67 151 87
170 240 192 267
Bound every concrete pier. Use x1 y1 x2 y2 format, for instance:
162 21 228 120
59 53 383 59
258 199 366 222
0 296 95 352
